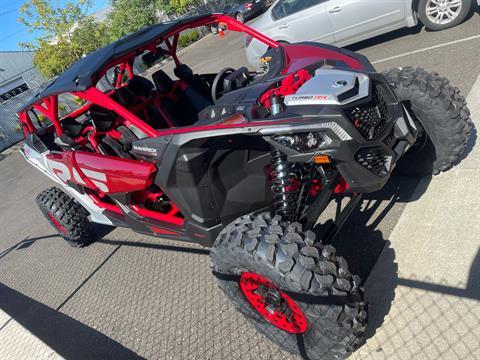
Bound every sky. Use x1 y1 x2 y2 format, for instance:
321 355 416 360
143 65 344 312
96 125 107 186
0 0 109 52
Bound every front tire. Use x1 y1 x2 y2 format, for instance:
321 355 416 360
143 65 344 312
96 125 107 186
383 67 472 176
210 213 367 360
418 0 472 31
36 187 113 247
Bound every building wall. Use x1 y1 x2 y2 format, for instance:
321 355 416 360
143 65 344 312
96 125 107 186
0 52 47 152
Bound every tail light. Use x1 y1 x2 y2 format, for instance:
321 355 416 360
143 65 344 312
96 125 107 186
243 34 253 47
245 2 253 9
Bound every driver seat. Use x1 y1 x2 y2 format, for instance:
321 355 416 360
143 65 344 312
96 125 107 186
151 69 199 127
173 65 212 112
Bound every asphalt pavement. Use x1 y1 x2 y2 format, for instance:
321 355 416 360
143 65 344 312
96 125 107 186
0 12 479 360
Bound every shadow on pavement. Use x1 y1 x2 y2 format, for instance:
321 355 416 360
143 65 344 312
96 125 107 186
398 247 480 301
0 235 58 261
329 175 430 279
3 173 479 358
96 238 211 255
346 24 423 52
0 282 145 360
358 246 480 358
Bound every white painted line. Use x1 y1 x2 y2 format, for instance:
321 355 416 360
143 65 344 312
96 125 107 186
372 34 480 64
467 73 480 126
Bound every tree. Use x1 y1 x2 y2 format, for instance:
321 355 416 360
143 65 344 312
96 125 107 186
19 0 108 78
156 0 202 18
71 16 110 56
107 0 158 41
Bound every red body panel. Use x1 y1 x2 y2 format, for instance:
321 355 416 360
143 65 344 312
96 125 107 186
46 151 156 194
283 44 364 73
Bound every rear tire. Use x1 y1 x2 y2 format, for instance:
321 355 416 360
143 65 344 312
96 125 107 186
36 187 113 247
210 212 367 360
383 67 472 176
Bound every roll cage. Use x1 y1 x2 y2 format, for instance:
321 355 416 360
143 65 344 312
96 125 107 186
17 14 279 138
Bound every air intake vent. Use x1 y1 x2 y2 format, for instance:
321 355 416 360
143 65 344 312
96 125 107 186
345 85 388 140
355 147 392 177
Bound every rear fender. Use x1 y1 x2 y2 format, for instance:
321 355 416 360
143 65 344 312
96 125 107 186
21 144 115 225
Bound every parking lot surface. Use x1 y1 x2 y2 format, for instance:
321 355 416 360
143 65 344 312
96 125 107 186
0 12 479 360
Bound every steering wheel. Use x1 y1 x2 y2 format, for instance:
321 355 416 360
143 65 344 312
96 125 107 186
211 67 235 103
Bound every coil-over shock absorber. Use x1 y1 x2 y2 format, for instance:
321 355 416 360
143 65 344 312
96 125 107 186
270 149 299 222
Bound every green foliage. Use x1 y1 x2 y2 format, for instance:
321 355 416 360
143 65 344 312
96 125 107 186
32 40 79 78
71 17 110 56
19 0 90 50
73 96 87 106
178 30 199 48
20 0 203 79
107 0 158 41
37 114 49 123
156 0 202 17
19 0 109 78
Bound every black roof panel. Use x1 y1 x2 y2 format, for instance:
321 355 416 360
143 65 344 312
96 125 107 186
19 14 208 112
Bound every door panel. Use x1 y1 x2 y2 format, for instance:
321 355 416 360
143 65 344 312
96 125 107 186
326 0 406 44
272 0 334 44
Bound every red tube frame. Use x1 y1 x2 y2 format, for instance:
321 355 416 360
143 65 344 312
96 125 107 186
17 15 279 137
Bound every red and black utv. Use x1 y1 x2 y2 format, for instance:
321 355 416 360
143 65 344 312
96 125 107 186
17 14 471 359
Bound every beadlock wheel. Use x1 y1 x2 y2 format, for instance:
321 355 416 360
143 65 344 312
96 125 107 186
36 187 114 247
210 212 367 360
46 212 67 234
239 272 307 334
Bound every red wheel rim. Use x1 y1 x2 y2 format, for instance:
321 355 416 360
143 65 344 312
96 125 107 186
47 212 66 234
239 272 307 334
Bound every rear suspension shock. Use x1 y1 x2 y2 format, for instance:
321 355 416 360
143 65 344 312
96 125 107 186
270 149 299 222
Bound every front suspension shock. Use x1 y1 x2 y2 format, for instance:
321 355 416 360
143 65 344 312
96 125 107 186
270 149 299 222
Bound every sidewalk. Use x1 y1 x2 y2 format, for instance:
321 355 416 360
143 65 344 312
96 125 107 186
353 75 480 359
0 310 61 360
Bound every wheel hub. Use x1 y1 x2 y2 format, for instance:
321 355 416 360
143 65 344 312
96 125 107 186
47 212 66 234
426 0 462 25
239 272 307 334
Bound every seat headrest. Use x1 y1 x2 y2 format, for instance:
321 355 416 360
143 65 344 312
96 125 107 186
174 64 194 81
61 116 84 137
152 70 174 94
113 86 136 107
89 105 117 131
127 75 154 98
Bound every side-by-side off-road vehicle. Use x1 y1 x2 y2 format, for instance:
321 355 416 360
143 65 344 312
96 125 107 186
17 14 471 359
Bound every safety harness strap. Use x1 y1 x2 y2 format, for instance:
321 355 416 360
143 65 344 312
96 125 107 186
211 270 364 305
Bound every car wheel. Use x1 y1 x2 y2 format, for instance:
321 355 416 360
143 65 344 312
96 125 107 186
236 12 245 23
418 0 472 31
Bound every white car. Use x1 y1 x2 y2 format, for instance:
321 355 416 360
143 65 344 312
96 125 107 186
245 0 477 67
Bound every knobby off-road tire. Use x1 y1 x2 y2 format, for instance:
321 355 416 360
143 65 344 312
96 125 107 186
210 213 367 360
36 187 112 247
383 67 472 176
